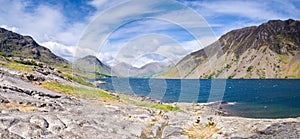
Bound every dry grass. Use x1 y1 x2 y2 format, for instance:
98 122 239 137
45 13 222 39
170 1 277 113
185 123 220 139
0 102 38 112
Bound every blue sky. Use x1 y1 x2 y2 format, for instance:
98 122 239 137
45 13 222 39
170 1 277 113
0 0 299 67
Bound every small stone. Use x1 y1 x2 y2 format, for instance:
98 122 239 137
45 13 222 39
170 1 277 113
30 116 49 128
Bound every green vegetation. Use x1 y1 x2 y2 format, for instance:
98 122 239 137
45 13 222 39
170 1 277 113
41 82 116 100
15 60 43 67
119 94 182 112
208 71 215 79
225 64 231 69
207 63 233 78
279 39 295 46
286 61 300 78
0 61 33 73
215 69 222 77
63 73 95 87
276 34 296 46
185 65 199 78
247 66 254 72
278 54 290 64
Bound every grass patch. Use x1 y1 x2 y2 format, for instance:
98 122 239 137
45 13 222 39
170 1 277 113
278 54 290 64
41 82 116 101
63 73 95 87
0 61 33 73
15 60 43 67
227 75 234 79
225 64 231 69
119 94 182 112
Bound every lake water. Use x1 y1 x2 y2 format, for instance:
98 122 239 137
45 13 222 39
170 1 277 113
95 78 300 118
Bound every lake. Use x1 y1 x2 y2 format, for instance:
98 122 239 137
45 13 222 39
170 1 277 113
95 77 300 118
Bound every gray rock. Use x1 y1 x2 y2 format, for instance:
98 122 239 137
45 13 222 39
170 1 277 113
0 129 24 139
8 121 47 138
0 95 9 103
43 115 66 133
126 122 146 137
30 116 49 128
1 108 19 114
149 123 162 138
0 117 19 129
162 126 185 139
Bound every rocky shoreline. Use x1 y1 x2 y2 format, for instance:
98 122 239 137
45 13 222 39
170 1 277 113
0 65 299 138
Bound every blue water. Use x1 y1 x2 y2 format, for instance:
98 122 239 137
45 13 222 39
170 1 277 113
95 78 300 118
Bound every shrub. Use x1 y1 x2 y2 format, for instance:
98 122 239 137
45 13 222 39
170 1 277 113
247 66 253 72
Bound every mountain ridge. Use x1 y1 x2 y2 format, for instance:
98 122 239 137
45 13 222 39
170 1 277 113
74 55 112 76
0 27 68 66
161 19 300 79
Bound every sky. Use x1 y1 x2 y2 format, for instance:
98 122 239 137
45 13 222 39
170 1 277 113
0 0 299 67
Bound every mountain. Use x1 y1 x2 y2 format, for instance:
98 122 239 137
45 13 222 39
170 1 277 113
112 62 172 77
74 55 111 76
136 62 172 77
161 19 300 79
111 62 137 77
0 27 67 66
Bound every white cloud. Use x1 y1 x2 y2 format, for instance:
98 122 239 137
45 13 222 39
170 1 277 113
1 0 299 64
188 1 285 20
88 0 123 10
41 41 75 61
181 0 300 37
96 52 114 65
131 56 159 68
0 25 19 32
0 0 92 62
181 36 218 52
78 0 217 67
0 1 62 41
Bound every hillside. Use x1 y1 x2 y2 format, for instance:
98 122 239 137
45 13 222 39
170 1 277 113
74 55 112 77
0 28 68 66
161 19 300 79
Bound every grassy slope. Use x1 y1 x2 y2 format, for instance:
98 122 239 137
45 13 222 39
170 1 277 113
119 94 182 112
0 57 182 111
41 81 116 101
